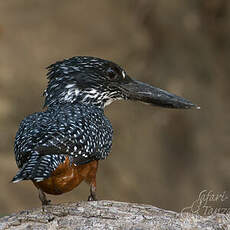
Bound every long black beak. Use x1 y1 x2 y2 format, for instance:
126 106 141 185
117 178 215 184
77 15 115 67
121 79 200 109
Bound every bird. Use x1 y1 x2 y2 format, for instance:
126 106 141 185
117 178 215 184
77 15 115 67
12 56 199 205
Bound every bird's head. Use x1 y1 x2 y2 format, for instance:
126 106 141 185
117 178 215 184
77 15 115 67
44 56 199 109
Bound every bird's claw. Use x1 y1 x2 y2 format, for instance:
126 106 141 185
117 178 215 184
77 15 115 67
88 195 97 201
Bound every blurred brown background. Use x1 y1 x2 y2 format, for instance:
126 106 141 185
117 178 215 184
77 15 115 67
0 0 229 215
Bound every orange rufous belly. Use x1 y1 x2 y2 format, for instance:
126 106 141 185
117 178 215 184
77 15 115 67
33 157 98 195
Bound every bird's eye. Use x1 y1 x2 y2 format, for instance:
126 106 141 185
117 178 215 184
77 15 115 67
106 67 119 80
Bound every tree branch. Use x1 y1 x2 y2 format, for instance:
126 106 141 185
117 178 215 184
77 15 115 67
0 200 229 229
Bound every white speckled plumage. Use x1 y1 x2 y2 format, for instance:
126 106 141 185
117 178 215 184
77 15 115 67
12 56 127 183
13 103 113 182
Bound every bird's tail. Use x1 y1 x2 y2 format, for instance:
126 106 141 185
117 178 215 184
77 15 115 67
11 153 66 183
11 154 41 183
11 167 28 183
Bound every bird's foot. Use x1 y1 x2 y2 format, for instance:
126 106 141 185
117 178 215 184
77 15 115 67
88 194 97 201
39 189 51 207
42 199 51 206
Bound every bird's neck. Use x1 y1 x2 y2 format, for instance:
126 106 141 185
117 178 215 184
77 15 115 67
44 87 114 109
45 101 105 116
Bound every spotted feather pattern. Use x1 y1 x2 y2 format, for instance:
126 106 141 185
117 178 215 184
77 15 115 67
12 103 113 182
43 56 127 108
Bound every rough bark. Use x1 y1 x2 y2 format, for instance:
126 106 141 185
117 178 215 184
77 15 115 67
0 200 229 230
